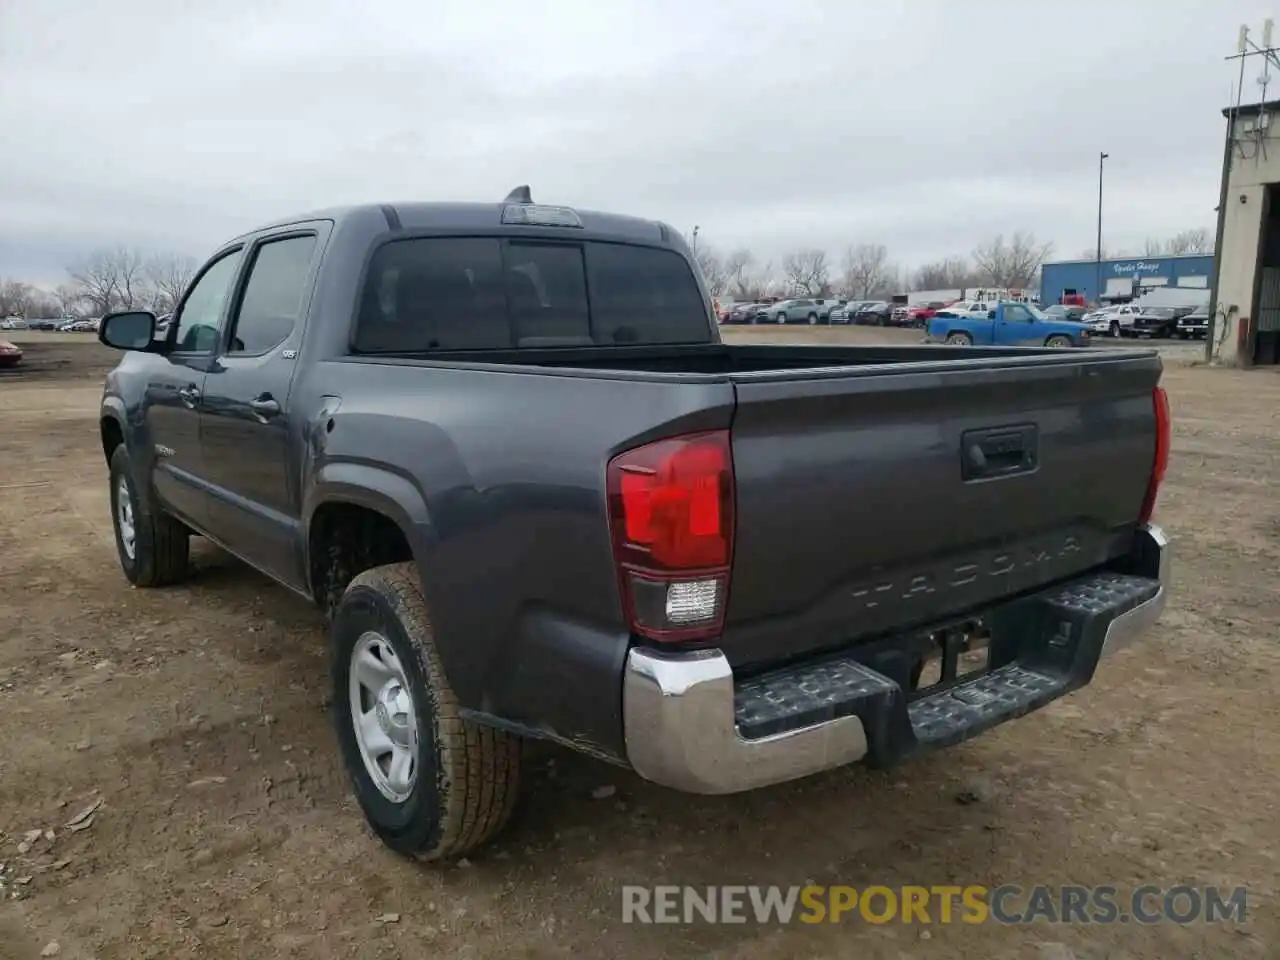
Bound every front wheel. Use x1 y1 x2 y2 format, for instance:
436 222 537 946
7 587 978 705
808 313 819 325
944 332 973 346
108 444 190 587
332 562 522 861
1110 320 1121 338
775 312 788 324
1044 334 1073 348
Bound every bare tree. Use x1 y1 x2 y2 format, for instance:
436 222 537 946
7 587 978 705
68 247 152 314
54 283 83 317
971 232 1053 289
1080 245 1115 260
840 244 893 298
695 248 731 298
911 257 973 291
115 248 149 310
1168 227 1213 255
146 253 198 313
68 250 121 315
724 248 756 299
0 279 35 316
781 248 829 296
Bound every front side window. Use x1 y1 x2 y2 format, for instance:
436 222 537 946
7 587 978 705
172 251 241 353
228 235 318 354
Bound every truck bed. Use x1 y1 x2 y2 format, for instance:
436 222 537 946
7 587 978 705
355 341 1150 377
336 341 1162 680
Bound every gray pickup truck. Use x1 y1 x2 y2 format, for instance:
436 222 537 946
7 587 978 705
96 189 1171 861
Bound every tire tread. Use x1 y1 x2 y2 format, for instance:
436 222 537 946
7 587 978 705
345 562 521 860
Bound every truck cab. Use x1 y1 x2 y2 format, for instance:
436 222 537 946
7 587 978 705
926 301 1092 348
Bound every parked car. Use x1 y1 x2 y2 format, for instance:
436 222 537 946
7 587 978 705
829 300 874 324
814 298 848 323
0 339 22 367
926 301 1092 347
27 317 63 331
1130 307 1179 339
1084 303 1142 338
722 302 760 325
1176 304 1209 339
906 302 946 326
852 301 892 325
764 298 822 324
0 316 29 330
95 190 1170 861
1042 305 1087 322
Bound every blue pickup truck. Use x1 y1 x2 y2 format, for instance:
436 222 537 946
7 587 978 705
926 302 1092 348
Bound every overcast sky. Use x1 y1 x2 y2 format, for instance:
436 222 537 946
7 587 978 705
0 0 1268 287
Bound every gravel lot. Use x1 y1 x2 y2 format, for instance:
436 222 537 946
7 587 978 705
0 330 1275 959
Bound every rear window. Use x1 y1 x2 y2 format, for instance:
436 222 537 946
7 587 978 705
352 237 712 352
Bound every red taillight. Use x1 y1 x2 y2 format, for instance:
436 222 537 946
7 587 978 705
607 430 735 642
1139 385 1171 524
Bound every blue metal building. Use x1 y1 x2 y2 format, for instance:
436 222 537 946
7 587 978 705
1039 254 1214 304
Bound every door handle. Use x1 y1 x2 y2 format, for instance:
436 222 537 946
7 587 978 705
177 384 201 407
249 395 281 419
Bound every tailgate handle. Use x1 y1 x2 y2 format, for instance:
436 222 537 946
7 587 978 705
962 425 1038 480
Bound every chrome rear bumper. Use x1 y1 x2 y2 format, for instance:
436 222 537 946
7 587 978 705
622 523 1169 795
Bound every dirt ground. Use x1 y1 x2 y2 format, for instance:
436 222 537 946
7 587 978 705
0 331 1276 959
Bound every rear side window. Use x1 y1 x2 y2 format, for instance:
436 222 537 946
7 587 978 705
352 237 711 352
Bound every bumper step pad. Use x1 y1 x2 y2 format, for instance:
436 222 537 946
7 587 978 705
732 571 1161 766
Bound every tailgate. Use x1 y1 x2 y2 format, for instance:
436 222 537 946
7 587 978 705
722 352 1162 669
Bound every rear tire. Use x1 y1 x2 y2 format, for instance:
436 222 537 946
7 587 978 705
807 313 819 325
331 562 522 861
108 444 189 587
944 332 973 346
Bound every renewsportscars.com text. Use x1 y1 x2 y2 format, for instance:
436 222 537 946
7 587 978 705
620 884 1248 926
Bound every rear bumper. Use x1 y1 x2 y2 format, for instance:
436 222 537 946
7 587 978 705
622 523 1169 794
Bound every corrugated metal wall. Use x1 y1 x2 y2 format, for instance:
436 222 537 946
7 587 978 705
1257 267 1280 332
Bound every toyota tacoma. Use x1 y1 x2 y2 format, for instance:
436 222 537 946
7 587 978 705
95 188 1171 860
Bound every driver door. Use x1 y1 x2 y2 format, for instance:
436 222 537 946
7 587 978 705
993 303 1038 345
142 246 245 529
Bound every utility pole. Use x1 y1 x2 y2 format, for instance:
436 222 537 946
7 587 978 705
691 225 700 257
1096 152 1108 305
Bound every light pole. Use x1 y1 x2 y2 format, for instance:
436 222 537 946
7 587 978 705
692 225 700 257
1096 152 1109 305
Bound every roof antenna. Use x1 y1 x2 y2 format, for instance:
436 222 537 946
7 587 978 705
504 185 532 203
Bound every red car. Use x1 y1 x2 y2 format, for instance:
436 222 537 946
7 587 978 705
906 302 947 326
0 339 22 368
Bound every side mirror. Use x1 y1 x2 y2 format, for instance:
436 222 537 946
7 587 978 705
988 310 997 320
99 311 160 351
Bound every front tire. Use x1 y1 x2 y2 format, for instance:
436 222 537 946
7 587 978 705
1110 320 1121 338
1044 334 1073 348
331 562 522 861
807 312 819 325
775 312 788 324
108 444 189 587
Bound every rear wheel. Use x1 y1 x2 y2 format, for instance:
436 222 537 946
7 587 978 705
108 444 190 587
807 312 819 325
332 562 522 861
1044 334 1073 348
944 332 972 346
